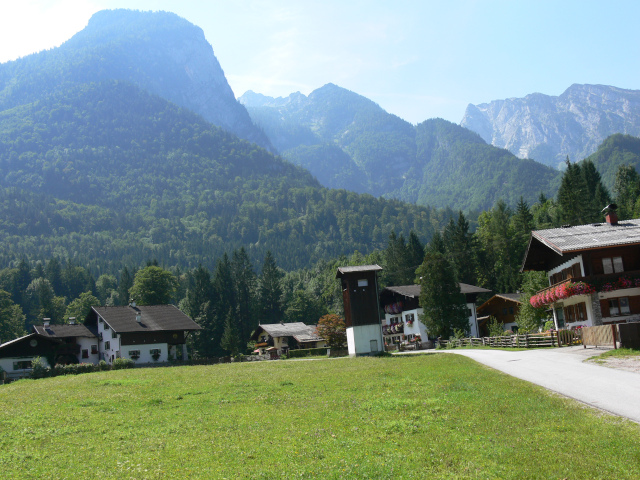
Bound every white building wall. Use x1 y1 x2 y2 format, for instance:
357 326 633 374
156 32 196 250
120 343 169 364
347 324 383 356
468 302 479 338
0 356 50 377
77 337 99 364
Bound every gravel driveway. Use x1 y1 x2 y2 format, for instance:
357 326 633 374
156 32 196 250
435 346 640 423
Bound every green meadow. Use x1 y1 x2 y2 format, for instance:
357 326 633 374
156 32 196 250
1 354 639 479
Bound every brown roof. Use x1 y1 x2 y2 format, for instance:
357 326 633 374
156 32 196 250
33 324 97 339
92 305 202 333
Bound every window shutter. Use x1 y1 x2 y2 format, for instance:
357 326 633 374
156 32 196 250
600 300 610 318
629 296 640 315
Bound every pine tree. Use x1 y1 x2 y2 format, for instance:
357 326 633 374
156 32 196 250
613 164 640 220
117 266 134 306
220 307 241 356
231 247 257 343
416 251 468 338
258 251 284 324
556 158 589 225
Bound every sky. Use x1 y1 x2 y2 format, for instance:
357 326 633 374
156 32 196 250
0 0 638 124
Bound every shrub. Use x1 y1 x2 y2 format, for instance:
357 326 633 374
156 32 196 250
544 320 555 331
98 360 109 371
30 357 50 379
287 348 328 358
112 358 135 370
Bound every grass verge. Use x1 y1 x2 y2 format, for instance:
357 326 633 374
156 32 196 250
1 355 639 479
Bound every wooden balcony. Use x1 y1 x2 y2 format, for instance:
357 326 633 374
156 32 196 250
534 270 640 298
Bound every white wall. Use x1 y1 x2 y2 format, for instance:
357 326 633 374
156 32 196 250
121 343 169 364
77 337 99 364
347 325 383 356
0 356 50 377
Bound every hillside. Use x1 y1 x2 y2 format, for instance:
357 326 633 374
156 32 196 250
0 9 273 152
461 84 640 169
0 81 445 273
582 134 640 189
241 86 560 211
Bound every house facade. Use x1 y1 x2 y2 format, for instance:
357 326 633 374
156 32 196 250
88 304 202 364
522 210 640 328
251 322 326 358
379 283 490 346
476 294 523 335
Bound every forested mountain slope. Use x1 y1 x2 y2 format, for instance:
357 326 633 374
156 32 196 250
0 81 446 274
461 84 640 169
582 134 640 189
240 85 560 211
0 9 273 151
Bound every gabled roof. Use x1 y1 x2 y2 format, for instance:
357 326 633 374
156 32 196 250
0 332 62 355
477 293 523 312
252 322 323 342
92 305 201 333
522 219 640 271
33 324 97 339
336 264 382 278
382 283 490 298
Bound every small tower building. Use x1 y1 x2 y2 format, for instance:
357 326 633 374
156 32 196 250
336 265 384 356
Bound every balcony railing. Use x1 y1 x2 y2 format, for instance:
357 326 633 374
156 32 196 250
532 270 640 308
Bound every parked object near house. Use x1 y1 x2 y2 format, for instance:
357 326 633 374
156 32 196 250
88 304 202 364
522 205 640 329
251 322 326 358
336 265 384 356
476 294 523 335
380 283 490 347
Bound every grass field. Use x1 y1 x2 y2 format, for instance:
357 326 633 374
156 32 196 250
1 354 639 479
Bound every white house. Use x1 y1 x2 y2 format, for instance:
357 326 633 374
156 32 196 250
379 283 490 347
88 304 202 364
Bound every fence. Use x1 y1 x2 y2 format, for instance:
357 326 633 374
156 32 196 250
439 329 582 349
582 323 640 349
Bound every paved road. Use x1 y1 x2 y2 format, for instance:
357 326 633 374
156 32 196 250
437 346 640 423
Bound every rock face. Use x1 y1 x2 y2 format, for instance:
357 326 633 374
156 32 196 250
461 84 640 169
0 9 273 151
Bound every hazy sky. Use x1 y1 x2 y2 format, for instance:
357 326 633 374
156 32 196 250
1 0 638 124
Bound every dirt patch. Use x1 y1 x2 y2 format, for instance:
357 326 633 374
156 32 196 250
589 356 640 374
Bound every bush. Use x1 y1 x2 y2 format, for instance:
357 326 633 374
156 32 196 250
287 348 328 359
30 357 49 379
98 360 109 371
544 320 555 331
112 358 135 370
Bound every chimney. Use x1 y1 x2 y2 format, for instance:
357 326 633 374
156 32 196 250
130 301 136 308
68 317 76 325
136 313 142 323
602 203 619 226
43 318 51 328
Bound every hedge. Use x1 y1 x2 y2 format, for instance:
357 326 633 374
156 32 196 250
287 348 328 358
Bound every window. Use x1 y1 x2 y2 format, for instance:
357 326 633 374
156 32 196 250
405 313 415 323
128 350 140 358
509 307 514 315
467 308 472 317
602 256 624 274
13 360 32 370
609 297 631 317
502 308 508 315
563 303 587 323
150 348 161 355
105 341 111 350
91 345 98 355
357 279 368 287
82 349 89 359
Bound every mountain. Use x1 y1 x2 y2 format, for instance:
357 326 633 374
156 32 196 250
0 9 273 151
582 134 640 189
240 84 559 211
0 81 445 273
461 84 640 169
